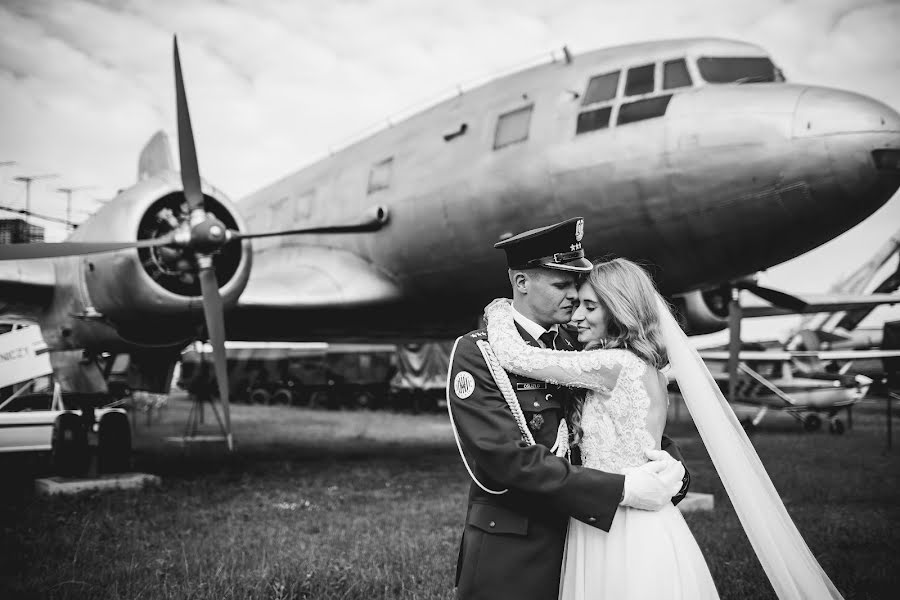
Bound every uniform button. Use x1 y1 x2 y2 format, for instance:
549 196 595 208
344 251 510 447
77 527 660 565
587 517 597 523
489 521 496 528
533 401 540 408
546 394 553 401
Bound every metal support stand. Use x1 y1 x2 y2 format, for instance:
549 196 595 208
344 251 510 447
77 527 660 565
184 389 225 439
170 353 232 450
888 392 897 452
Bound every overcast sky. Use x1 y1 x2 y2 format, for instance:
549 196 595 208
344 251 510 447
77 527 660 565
1 0 899 340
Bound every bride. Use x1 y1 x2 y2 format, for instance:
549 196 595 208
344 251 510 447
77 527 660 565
484 258 843 600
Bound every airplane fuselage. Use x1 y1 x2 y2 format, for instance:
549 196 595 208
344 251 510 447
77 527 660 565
13 38 900 354
231 38 900 340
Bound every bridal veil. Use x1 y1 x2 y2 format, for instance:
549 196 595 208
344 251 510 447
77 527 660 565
655 295 843 599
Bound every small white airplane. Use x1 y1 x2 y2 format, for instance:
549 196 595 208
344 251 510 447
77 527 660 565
699 348 900 433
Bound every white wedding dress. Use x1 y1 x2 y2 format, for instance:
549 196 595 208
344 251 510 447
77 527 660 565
485 301 718 600
558 359 719 600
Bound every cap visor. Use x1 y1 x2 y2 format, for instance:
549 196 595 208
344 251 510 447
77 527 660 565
541 257 593 272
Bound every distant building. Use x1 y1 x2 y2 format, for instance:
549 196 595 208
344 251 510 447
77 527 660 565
0 219 44 244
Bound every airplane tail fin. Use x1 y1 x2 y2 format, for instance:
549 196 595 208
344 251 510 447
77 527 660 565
137 130 174 181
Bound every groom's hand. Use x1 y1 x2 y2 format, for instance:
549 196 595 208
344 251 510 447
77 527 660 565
619 452 684 511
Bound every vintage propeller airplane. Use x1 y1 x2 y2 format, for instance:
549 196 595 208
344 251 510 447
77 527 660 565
2 36 900 461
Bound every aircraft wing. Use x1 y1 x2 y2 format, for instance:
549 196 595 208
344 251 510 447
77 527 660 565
236 245 402 309
0 260 55 315
700 349 900 361
742 293 900 317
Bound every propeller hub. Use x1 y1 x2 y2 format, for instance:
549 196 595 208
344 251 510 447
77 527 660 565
191 215 228 253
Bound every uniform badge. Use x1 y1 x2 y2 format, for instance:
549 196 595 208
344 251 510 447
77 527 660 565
575 218 584 242
517 382 547 391
528 413 544 433
454 371 475 399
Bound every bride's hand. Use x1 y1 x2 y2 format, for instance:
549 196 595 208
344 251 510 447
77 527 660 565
645 449 685 496
483 297 513 325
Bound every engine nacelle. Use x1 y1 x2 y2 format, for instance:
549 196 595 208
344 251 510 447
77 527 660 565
671 287 732 336
44 172 251 351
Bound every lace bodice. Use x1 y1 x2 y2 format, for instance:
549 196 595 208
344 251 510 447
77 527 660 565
485 299 657 473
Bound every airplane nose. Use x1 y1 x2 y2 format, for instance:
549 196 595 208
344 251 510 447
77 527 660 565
791 87 900 214
792 87 900 138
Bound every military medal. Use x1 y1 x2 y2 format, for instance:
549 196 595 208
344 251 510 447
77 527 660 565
528 413 544 433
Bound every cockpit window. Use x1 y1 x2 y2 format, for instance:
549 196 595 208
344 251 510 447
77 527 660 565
582 71 620 106
663 59 692 90
617 95 672 126
624 64 654 96
576 107 612 134
696 56 777 84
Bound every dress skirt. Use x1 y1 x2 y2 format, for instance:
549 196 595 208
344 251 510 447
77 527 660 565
559 504 719 600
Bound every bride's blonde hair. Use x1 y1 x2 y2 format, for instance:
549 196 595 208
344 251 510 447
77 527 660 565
570 258 668 447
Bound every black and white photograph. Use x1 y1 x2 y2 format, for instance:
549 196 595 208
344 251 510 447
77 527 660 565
1 1 899 598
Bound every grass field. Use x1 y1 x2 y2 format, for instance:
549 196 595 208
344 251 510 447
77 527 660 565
1 394 899 599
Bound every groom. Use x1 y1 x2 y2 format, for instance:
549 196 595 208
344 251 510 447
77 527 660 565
447 217 689 600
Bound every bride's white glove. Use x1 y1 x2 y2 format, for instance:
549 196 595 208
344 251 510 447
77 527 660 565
645 449 686 497
620 452 685 511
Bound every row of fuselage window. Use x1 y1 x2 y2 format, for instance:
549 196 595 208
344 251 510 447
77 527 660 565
367 58 701 193
492 57 694 150
574 58 692 134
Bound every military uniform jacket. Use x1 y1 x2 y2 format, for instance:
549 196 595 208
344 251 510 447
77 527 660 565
447 323 689 600
446 323 620 600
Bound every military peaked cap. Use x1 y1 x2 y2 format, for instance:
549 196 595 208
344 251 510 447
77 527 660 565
494 217 592 272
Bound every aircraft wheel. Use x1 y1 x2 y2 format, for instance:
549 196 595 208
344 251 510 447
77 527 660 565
803 414 822 432
829 419 846 435
98 412 131 473
52 412 89 477
308 390 330 409
353 390 375 410
249 388 271 405
292 391 310 407
271 388 293 405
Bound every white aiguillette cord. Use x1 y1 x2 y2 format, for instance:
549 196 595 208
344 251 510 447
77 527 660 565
476 340 569 459
445 338 571 496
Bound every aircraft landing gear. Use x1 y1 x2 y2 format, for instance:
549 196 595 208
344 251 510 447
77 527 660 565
98 411 132 472
802 413 822 432
828 418 846 435
52 412 90 477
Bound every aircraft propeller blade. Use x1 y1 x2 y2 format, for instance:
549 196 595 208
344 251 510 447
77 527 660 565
739 282 807 313
197 259 233 451
173 36 205 213
232 217 386 240
0 233 176 261
727 290 743 404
